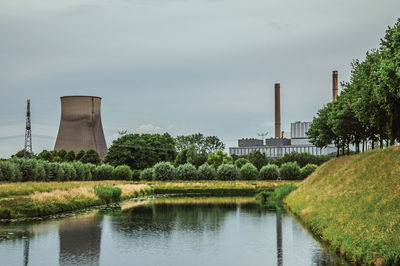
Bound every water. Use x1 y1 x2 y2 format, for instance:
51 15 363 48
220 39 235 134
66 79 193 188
0 197 345 266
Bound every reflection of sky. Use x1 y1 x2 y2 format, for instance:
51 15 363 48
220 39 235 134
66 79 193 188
0 203 342 265
1 0 400 157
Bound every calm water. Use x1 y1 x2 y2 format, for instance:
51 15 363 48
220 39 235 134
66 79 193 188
0 197 345 266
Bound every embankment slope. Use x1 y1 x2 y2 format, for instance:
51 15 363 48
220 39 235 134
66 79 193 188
285 147 400 265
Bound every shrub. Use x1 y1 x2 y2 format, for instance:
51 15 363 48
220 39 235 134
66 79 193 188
37 150 53 162
35 160 47 181
276 152 331 167
72 161 87 180
217 164 239 180
268 185 297 202
259 164 279 180
49 162 64 181
57 149 67 160
140 168 154 181
11 158 39 181
176 163 197 180
94 185 122 204
61 163 77 181
153 162 175 181
239 163 258 180
93 164 114 180
132 170 141 181
300 163 318 179
280 162 301 180
247 150 268 170
0 161 21 182
113 165 133 180
85 163 96 180
198 163 216 180
235 158 250 168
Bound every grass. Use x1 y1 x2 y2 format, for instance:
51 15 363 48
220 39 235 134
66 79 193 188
0 180 296 220
284 146 400 265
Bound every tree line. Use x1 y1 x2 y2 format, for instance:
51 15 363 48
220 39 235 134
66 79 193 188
307 19 400 156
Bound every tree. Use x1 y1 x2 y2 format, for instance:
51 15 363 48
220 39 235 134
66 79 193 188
64 150 76 162
207 150 233 169
175 134 225 153
104 133 177 170
75 150 86 161
37 150 53 161
247 150 268 170
81 149 101 165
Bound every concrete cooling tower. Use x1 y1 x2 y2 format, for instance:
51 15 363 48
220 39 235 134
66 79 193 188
54 96 108 159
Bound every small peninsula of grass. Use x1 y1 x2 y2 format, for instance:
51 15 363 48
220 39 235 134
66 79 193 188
284 146 400 265
0 180 296 220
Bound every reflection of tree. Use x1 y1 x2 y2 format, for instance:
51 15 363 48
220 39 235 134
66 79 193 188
58 216 102 266
110 203 238 237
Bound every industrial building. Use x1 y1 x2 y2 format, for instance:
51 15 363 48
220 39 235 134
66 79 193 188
54 96 108 159
229 71 338 158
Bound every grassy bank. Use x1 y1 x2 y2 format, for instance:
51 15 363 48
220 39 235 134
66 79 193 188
0 180 296 220
284 146 400 265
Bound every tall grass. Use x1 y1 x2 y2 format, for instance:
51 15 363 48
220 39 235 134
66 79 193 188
285 146 400 265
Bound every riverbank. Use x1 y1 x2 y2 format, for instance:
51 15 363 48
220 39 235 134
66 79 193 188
284 146 400 265
0 180 296 220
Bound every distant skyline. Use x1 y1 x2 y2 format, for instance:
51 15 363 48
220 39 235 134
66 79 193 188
1 0 400 158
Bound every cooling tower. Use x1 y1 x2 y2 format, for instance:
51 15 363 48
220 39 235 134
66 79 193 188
274 83 281 138
332 70 338 101
54 96 107 159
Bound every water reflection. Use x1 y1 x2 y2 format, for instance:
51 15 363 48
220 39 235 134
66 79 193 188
58 216 102 266
0 198 347 266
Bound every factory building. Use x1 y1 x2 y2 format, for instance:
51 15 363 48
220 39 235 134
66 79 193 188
229 72 338 158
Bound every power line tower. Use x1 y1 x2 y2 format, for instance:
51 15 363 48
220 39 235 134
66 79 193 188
257 132 268 145
24 99 32 157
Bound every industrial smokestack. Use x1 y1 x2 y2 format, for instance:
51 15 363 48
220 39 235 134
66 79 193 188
54 96 108 160
274 83 281 139
332 70 338 101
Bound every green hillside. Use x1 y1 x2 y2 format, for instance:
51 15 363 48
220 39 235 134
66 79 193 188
285 147 400 265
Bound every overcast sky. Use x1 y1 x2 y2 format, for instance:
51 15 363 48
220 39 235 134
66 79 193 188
0 0 399 158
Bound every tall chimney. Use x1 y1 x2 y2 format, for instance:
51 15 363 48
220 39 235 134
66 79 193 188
274 83 281 138
332 70 338 101
54 96 108 159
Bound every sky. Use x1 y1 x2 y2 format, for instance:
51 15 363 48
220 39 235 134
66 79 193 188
1 0 400 158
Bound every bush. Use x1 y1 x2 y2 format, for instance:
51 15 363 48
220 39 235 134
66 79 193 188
93 164 114 180
61 163 77 181
0 161 21 182
259 164 279 180
239 163 258 180
268 185 297 202
198 163 216 180
276 152 331 167
217 164 239 180
85 163 96 180
235 158 250 168
176 163 197 180
11 158 39 181
94 185 122 204
153 162 175 181
35 160 47 181
75 150 86 161
300 163 318 179
140 168 154 181
72 161 88 180
49 162 65 181
37 150 53 162
280 162 301 180
247 150 269 170
132 170 141 181
113 165 133 180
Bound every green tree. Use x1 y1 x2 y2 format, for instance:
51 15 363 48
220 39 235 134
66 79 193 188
37 150 53 161
75 150 86 161
175 134 225 153
64 150 76 162
81 149 101 165
207 150 233 169
105 133 177 170
247 150 268 170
